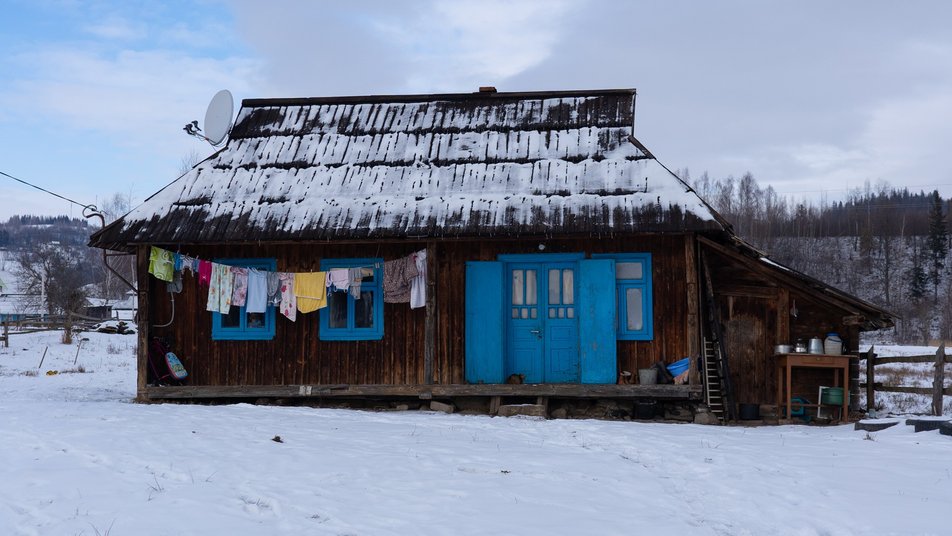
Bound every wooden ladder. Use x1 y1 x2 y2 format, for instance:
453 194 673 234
700 251 736 422
702 338 726 421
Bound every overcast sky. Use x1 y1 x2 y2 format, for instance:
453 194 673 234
2 0 951 220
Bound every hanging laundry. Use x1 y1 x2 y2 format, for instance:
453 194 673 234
278 272 297 321
410 249 427 309
173 252 183 272
180 255 196 275
206 263 235 314
245 269 268 314
148 247 174 282
231 267 249 307
198 260 212 287
348 267 364 299
326 268 350 292
383 254 419 303
166 270 183 294
295 272 327 313
266 271 281 306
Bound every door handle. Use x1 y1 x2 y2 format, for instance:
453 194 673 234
529 329 542 336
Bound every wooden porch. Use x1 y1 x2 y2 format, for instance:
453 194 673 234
144 383 702 401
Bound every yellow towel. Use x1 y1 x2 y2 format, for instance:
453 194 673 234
294 272 327 313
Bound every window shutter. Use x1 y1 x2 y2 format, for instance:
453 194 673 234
464 261 505 384
578 259 617 383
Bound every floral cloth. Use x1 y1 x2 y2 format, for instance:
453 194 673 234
278 272 297 321
231 267 249 307
206 263 235 314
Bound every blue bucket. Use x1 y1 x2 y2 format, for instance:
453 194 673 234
666 357 690 377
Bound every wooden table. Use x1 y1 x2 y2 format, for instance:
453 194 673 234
775 353 850 423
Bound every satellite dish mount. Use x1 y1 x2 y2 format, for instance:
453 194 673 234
184 89 234 147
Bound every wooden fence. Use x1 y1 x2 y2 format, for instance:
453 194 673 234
860 344 951 416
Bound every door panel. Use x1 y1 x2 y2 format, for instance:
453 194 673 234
543 264 579 383
507 265 544 383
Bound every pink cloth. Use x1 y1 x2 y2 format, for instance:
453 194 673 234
198 260 212 286
231 267 249 307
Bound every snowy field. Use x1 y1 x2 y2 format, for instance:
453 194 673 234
1 332 950 536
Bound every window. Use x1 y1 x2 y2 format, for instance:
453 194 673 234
211 258 277 341
319 258 383 341
592 253 653 340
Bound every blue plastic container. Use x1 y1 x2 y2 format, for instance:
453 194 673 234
666 357 690 377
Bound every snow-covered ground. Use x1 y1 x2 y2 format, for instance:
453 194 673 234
1 332 950 535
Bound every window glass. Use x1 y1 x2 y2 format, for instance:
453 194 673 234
246 312 266 329
548 268 561 305
222 306 241 328
525 270 537 305
616 261 643 280
354 290 375 328
562 269 574 304
328 291 348 328
512 270 524 305
626 287 643 330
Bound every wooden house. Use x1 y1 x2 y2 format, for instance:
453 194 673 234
89 88 893 420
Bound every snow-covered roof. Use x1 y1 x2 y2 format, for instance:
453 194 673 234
90 89 726 250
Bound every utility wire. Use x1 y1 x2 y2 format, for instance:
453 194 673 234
0 170 97 211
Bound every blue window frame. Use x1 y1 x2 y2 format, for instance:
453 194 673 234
592 253 653 340
319 258 384 341
211 258 277 341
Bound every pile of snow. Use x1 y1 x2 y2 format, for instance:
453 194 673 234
1 332 950 535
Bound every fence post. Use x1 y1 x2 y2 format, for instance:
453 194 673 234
934 343 945 416
866 345 875 412
2 321 7 348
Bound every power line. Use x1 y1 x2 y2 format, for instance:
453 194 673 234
0 170 97 212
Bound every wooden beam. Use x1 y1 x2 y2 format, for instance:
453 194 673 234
866 347 875 412
934 343 945 416
145 383 703 400
717 285 779 299
136 245 150 402
424 242 436 385
685 234 701 386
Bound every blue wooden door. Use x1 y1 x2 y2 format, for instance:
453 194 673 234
506 262 580 383
465 262 505 384
543 263 579 383
507 263 545 383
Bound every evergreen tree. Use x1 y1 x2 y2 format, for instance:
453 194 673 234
927 190 949 301
908 237 928 302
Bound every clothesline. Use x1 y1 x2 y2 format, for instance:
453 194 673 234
146 247 427 324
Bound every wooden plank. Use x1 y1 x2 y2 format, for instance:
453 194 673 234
146 383 703 400
934 343 945 416
136 245 150 402
866 347 875 412
874 355 951 365
876 385 952 396
717 284 779 299
424 242 436 384
685 234 700 386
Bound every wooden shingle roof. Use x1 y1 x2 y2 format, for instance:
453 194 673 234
90 89 727 250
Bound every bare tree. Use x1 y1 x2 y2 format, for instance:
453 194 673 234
15 243 92 343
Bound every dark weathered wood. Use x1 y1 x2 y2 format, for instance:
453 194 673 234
874 354 952 365
842 314 867 326
934 343 946 416
685 234 701 386
906 418 951 433
866 347 875 412
424 241 436 385
1 322 7 348
877 385 952 396
136 245 150 401
146 383 702 400
717 285 779 299
854 420 899 432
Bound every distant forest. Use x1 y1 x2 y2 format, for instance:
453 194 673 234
0 215 92 248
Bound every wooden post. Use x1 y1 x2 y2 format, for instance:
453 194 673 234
933 343 945 416
136 245 150 402
424 242 436 385
685 235 701 386
2 321 7 348
866 345 875 412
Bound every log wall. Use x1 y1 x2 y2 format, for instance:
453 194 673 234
144 234 696 388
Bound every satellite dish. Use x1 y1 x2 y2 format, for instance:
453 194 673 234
203 89 234 145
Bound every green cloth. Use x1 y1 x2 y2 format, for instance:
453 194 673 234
148 246 175 282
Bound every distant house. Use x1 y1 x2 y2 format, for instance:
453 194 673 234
90 88 893 419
